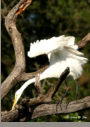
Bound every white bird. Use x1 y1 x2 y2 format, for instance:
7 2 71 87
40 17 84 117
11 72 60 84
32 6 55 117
12 35 88 109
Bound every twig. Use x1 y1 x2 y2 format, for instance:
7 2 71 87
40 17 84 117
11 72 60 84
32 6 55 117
77 33 90 49
34 74 43 95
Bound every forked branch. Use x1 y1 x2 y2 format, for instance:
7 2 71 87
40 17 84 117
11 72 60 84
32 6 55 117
1 95 90 122
1 68 69 122
1 0 48 100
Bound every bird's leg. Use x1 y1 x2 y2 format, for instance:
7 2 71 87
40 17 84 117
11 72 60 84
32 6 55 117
74 80 78 102
64 80 71 109
56 80 70 113
56 80 79 113
65 80 79 109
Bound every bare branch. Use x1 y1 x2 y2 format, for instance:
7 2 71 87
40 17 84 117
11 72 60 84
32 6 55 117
1 0 33 99
18 65 49 82
1 67 70 122
34 74 43 95
31 96 90 120
1 96 90 122
77 33 90 49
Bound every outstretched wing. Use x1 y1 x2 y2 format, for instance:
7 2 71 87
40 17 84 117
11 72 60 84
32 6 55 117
45 36 75 54
28 35 76 58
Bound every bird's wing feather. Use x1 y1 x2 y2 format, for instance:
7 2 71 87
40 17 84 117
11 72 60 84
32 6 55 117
64 36 75 45
69 45 78 50
48 45 83 62
48 48 88 79
49 36 75 46
64 46 84 56
29 35 76 57
46 36 75 54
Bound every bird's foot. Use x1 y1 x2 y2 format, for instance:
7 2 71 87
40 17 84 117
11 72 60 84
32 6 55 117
64 99 78 109
56 84 71 114
59 100 62 110
75 99 78 103
64 101 70 109
56 99 63 114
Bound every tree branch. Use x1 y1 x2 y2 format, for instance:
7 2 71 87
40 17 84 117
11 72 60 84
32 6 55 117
77 33 90 49
1 96 90 122
1 67 70 121
1 0 34 99
18 68 69 108
18 65 49 82
34 74 43 95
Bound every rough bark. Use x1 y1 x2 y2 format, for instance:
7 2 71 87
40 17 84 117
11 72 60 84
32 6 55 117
1 0 48 99
1 96 90 122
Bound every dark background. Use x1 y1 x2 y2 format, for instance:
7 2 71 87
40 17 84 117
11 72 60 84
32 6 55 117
1 0 90 122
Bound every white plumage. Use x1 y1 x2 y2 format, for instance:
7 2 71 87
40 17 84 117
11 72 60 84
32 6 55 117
12 35 88 109
28 35 87 79
28 35 83 57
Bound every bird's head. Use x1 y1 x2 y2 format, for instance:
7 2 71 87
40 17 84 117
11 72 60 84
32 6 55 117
12 89 22 110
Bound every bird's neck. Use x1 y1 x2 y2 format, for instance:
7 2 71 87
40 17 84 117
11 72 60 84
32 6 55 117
20 78 36 93
19 74 45 93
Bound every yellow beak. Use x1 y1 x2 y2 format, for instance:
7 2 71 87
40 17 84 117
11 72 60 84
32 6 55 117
12 95 17 110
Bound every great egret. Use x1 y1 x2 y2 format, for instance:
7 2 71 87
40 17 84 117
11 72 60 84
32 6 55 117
12 35 88 110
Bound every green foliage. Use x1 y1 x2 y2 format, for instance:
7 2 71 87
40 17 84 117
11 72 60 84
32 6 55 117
1 0 90 122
